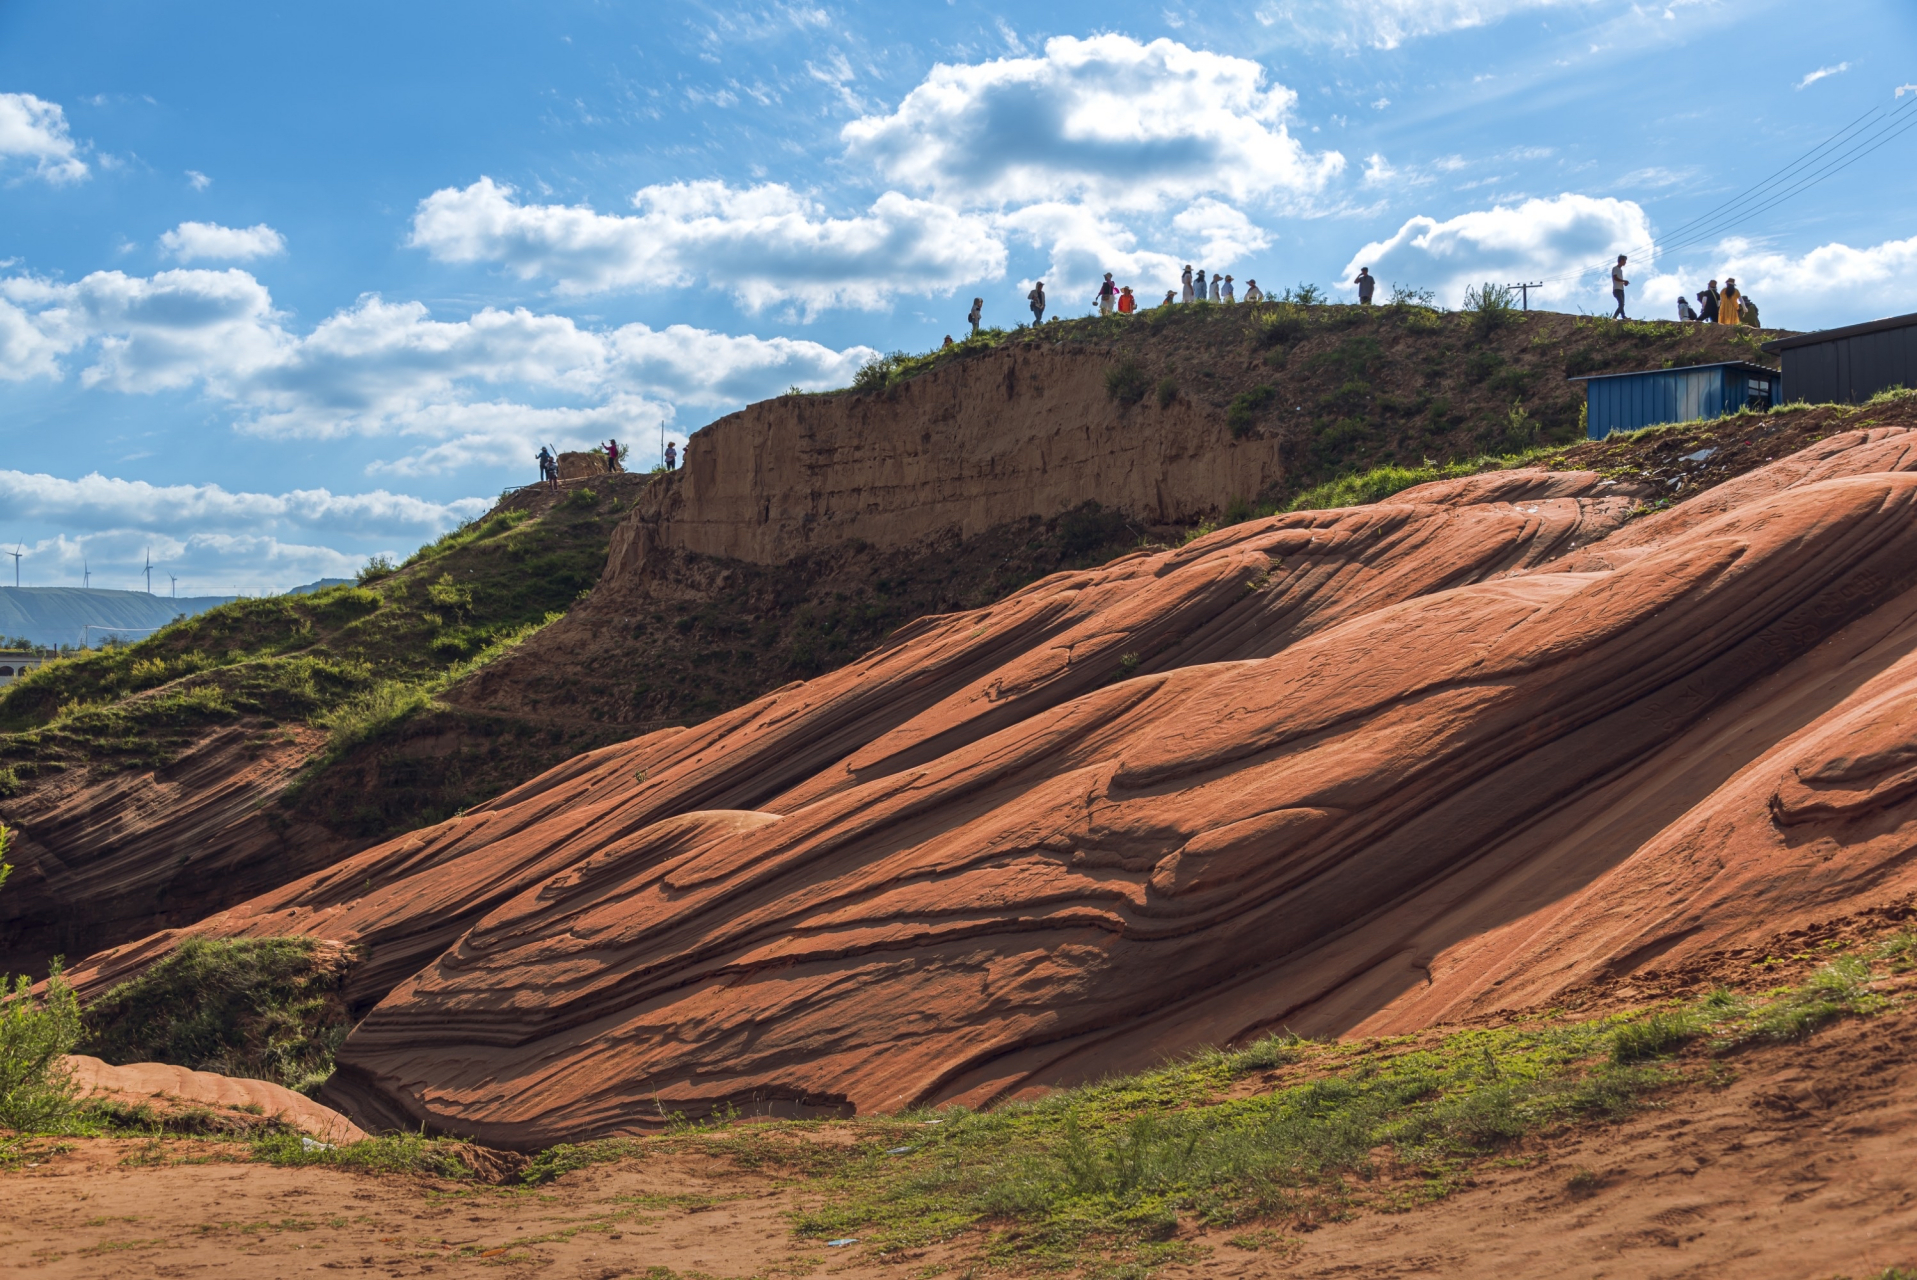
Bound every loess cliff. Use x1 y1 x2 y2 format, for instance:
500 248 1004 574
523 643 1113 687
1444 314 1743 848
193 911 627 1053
65 399 1917 1149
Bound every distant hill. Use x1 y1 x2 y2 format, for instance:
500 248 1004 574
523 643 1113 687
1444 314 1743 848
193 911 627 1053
0 587 237 649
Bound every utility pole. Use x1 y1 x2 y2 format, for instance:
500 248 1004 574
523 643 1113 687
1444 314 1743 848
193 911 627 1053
1508 281 1544 311
6 544 20 588
143 549 153 594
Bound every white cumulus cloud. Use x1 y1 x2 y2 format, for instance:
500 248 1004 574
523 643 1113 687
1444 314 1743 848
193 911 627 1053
0 92 88 184
160 221 288 262
842 34 1342 212
409 176 1005 315
0 267 876 476
1345 193 1653 309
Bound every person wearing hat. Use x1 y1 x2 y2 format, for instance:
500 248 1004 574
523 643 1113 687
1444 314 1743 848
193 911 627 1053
1117 285 1136 314
1098 272 1117 316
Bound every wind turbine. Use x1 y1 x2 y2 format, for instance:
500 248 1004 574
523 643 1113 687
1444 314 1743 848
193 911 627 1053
143 549 153 595
168 573 179 599
6 543 20 589
83 557 91 589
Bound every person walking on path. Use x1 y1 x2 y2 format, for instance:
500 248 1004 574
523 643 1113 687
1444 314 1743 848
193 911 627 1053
664 441 676 471
1698 280 1721 323
1718 277 1743 328
1181 265 1194 303
967 297 983 336
1611 255 1630 319
1353 267 1376 305
1097 273 1117 316
536 445 556 490
1028 281 1047 324
1243 279 1263 303
1117 285 1136 314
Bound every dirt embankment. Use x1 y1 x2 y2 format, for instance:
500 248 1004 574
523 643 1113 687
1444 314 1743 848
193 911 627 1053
608 306 1782 573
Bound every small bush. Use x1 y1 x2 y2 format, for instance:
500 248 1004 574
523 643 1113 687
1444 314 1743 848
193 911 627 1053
1226 384 1279 438
1155 376 1178 408
1249 303 1306 346
565 486 599 509
1388 283 1436 308
356 553 397 585
1105 360 1149 405
311 586 381 623
0 962 82 1132
1283 283 1326 306
1463 282 1519 337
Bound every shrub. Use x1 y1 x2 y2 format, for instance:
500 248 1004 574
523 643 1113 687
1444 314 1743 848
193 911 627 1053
1105 360 1149 406
1610 1011 1698 1064
1283 283 1326 306
311 586 381 623
1388 283 1437 308
1463 282 1519 337
565 486 599 509
356 553 397 585
0 961 82 1132
1249 303 1307 347
1226 384 1279 438
1155 376 1178 408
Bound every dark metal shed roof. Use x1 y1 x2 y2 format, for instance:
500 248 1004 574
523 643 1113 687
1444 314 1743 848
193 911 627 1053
1760 311 1917 353
1566 360 1780 383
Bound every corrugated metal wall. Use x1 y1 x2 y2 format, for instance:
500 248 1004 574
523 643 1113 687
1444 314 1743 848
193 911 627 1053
1780 322 1917 403
1587 367 1724 437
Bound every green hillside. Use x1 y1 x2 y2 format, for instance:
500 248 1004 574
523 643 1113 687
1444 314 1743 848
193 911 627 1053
0 587 237 649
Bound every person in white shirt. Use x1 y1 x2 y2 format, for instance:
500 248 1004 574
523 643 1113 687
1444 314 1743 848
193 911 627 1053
1611 255 1629 320
1243 279 1264 303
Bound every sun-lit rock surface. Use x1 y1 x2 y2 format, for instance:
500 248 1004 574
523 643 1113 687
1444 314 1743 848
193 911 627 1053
68 430 1917 1148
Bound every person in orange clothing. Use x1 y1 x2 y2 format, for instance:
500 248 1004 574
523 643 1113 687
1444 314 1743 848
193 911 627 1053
1718 277 1743 328
1117 285 1136 314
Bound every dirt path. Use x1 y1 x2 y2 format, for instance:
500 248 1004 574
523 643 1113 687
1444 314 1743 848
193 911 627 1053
6 1011 1915 1278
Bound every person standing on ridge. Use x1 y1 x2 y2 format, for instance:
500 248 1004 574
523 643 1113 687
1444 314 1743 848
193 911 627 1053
605 438 624 472
967 297 983 336
1698 280 1721 323
1161 289 1177 307
1718 277 1743 328
1611 255 1630 320
536 445 556 489
1678 294 1697 321
1028 281 1046 325
1181 264 1194 303
1354 267 1375 305
664 441 676 471
1244 279 1263 303
1194 268 1208 302
1098 272 1117 316
1221 274 1235 303
1117 285 1136 314
1209 273 1222 302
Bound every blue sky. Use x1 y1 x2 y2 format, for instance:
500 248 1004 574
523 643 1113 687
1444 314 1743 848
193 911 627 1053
2 0 1914 593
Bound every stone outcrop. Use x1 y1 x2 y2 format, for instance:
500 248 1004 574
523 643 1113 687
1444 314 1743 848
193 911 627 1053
64 1054 366 1143
64 428 1917 1148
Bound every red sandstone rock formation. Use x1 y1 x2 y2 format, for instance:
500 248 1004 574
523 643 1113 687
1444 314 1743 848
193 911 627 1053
69 430 1917 1148
64 1054 366 1143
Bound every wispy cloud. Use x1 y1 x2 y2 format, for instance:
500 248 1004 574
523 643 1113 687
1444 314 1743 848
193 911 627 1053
1796 62 1850 90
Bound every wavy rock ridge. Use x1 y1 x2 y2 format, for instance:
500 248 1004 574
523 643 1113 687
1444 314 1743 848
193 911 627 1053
73 429 1917 1148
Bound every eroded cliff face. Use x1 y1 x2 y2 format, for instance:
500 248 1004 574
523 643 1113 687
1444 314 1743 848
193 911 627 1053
610 344 1279 575
69 427 1917 1147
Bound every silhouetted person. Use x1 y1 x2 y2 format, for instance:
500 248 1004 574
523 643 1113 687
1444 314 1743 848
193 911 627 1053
1698 280 1720 323
1028 281 1046 324
1354 267 1375 304
536 445 556 489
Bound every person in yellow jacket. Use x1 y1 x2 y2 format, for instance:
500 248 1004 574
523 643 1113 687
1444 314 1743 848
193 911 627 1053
1718 277 1742 327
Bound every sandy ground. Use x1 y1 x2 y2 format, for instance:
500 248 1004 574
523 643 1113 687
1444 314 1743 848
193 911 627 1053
6 1008 1916 1279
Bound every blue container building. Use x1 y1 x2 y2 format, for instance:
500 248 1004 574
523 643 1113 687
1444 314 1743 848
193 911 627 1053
1570 361 1781 439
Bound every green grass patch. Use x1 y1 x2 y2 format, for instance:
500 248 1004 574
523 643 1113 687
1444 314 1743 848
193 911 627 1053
251 1130 484 1179
79 937 351 1096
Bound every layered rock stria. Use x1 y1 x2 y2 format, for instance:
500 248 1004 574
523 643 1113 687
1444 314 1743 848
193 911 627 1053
71 430 1917 1148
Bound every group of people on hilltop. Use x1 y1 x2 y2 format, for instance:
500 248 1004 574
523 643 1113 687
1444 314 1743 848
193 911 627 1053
1612 254 1757 326
535 436 666 489
976 267 1269 330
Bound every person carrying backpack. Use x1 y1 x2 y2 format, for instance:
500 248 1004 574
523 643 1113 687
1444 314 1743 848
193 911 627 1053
1697 280 1720 323
1028 281 1046 324
967 297 983 335
1098 273 1117 316
536 445 556 489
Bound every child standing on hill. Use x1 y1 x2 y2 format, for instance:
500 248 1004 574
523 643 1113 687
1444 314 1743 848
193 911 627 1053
1117 286 1136 314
